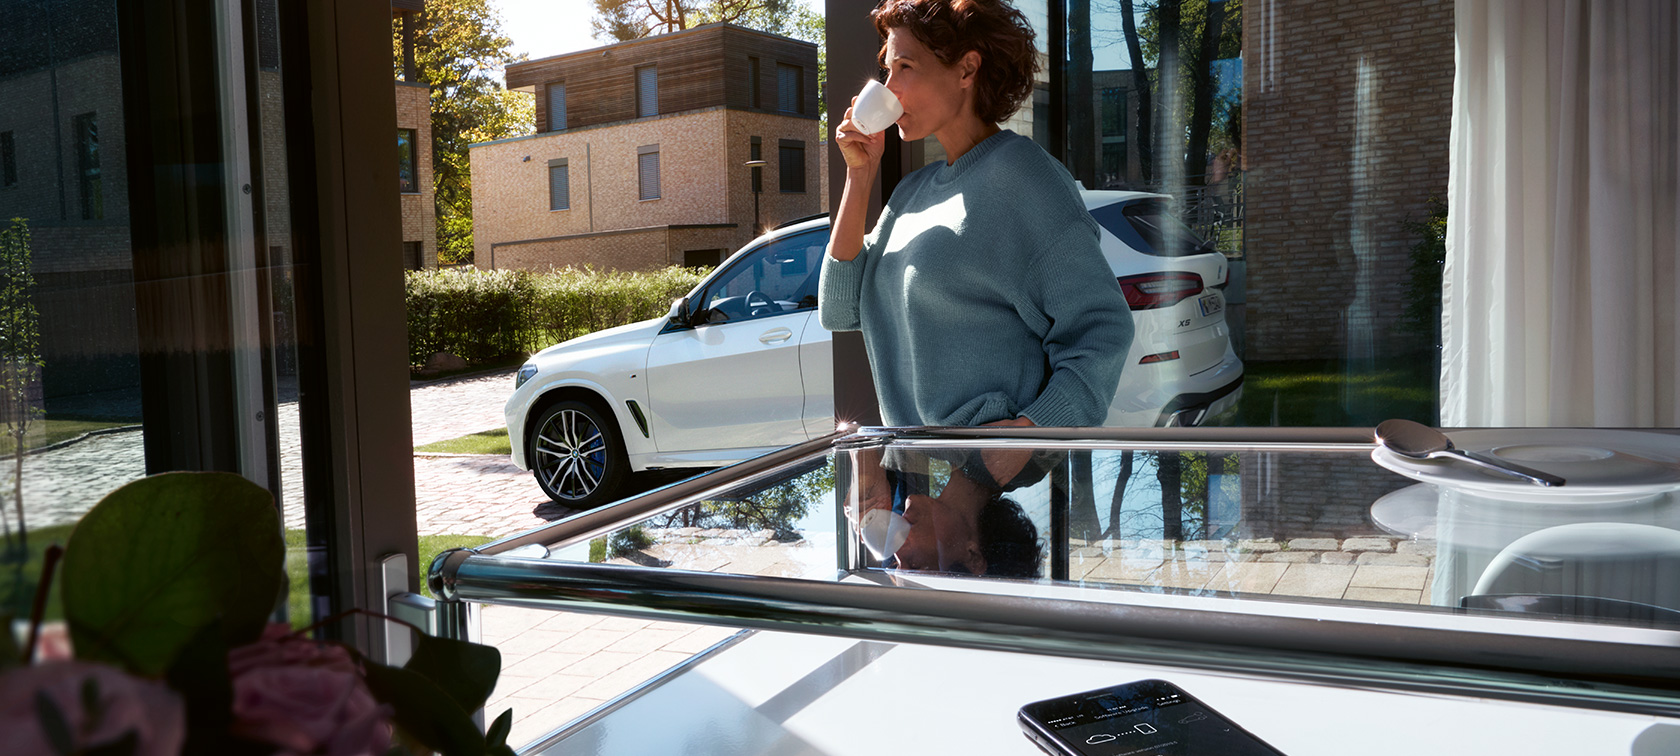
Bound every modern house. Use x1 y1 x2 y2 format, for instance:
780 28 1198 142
394 0 437 270
470 23 823 272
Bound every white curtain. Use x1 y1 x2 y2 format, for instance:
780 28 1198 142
1442 0 1679 427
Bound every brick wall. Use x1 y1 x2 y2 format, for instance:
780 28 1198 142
1233 453 1414 539
1241 0 1454 361
471 108 822 271
395 81 437 268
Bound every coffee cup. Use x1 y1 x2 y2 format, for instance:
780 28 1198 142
851 79 904 136
859 507 911 559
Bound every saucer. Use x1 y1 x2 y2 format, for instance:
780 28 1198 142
1371 429 1680 503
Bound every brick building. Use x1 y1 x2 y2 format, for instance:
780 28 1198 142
0 0 138 402
470 23 824 272
1240 0 1455 361
394 0 437 269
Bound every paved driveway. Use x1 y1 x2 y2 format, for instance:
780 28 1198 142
22 368 564 538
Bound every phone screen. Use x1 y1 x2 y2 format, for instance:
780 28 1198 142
1019 679 1284 756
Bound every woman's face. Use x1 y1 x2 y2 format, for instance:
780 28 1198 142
894 493 987 574
881 27 974 143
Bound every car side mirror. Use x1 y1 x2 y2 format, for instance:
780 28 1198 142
667 297 690 328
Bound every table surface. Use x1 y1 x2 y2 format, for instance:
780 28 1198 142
535 627 1680 756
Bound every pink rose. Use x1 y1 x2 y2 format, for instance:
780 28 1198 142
0 661 186 756
32 621 73 662
228 623 392 756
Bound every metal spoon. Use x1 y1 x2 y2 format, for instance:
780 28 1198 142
1375 419 1566 487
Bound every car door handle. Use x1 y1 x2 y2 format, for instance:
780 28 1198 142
759 328 793 344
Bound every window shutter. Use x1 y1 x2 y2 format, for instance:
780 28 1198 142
777 63 802 114
547 83 566 131
638 148 660 200
549 162 569 210
778 140 804 193
637 66 658 117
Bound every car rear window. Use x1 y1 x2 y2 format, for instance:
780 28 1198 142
1088 200 1211 258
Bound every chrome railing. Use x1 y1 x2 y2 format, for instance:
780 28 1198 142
428 427 1680 718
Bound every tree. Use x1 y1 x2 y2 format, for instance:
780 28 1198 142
1140 0 1242 184
590 0 826 133
395 0 534 265
590 0 798 42
0 218 42 563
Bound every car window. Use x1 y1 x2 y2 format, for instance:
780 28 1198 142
700 229 828 324
1089 200 1212 258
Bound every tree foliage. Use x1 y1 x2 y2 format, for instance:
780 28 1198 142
0 218 41 558
1094 0 1242 184
395 0 534 265
590 0 798 42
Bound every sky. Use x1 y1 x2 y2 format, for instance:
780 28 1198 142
491 0 1136 70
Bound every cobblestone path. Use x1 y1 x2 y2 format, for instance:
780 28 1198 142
21 368 552 538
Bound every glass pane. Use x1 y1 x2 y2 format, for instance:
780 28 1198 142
0 0 312 630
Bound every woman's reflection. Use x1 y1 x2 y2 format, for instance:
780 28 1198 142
855 447 1052 578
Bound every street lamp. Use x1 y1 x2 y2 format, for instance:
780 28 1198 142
745 159 768 236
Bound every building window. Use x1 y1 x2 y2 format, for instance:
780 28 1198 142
748 57 761 108
778 139 804 193
403 241 423 271
636 65 658 118
750 136 762 193
777 63 803 114
1 131 15 187
397 128 419 193
547 83 567 131
1101 88 1128 139
684 249 724 269
548 158 569 211
73 112 100 219
637 144 660 200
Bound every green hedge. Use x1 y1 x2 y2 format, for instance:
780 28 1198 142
406 266 708 367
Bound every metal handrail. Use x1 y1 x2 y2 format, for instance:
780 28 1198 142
437 556 1680 717
428 426 1680 719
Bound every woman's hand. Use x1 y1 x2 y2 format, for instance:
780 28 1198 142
835 96 887 173
977 417 1036 487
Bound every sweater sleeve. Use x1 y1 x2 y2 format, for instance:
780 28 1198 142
1017 222 1136 427
818 250 866 332
818 202 895 333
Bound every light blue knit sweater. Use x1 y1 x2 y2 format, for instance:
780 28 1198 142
819 130 1134 428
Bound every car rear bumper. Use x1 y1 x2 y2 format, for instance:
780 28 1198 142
1156 372 1244 426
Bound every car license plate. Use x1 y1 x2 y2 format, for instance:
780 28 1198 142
1197 293 1223 317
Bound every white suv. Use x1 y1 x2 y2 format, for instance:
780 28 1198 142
506 191 1244 506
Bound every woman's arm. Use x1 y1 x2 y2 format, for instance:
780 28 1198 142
1017 223 1136 427
819 98 888 332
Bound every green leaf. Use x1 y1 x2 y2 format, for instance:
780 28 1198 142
363 662 487 756
35 689 73 756
485 708 512 749
60 472 283 676
404 634 501 713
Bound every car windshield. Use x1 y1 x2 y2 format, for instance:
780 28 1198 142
1092 200 1212 258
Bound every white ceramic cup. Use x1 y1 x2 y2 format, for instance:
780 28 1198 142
859 508 911 559
851 79 904 136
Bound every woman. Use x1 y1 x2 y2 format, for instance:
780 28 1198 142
823 0 1132 575
820 0 1133 435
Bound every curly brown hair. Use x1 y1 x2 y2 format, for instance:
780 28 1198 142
871 0 1040 125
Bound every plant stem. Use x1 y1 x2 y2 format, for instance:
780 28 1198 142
22 543 61 664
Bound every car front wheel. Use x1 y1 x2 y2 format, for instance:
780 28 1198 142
528 400 628 508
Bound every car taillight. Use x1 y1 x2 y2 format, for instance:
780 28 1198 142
1117 272 1205 310
1139 350 1181 364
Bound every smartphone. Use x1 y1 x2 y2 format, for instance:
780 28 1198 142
1017 679 1286 756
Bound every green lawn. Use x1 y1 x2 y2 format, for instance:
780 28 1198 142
0 523 77 622
415 428 512 456
284 530 494 629
0 419 133 455
1235 358 1439 428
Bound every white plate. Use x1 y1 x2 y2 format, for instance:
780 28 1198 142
1371 429 1680 503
